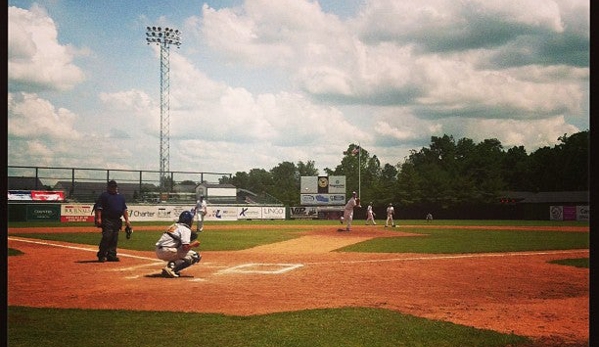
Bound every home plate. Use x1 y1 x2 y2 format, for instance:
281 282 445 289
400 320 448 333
218 263 304 275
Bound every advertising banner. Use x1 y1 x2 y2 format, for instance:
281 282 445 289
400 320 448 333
300 193 345 205
61 204 95 222
59 204 290 222
31 191 65 201
327 176 346 194
577 205 589 221
550 205 589 221
27 204 61 222
549 206 563 221
562 206 577 221
237 206 263 220
8 190 33 200
127 205 190 222
289 206 318 219
262 206 286 220
206 206 239 221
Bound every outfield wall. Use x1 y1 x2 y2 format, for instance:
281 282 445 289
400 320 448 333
8 203 588 222
7 203 286 222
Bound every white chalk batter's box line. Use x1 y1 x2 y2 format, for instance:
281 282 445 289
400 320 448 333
7 237 305 275
218 263 304 275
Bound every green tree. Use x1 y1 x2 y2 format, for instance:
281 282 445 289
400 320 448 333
270 161 299 206
502 146 531 190
297 160 319 176
247 168 273 194
555 131 589 190
228 171 250 189
218 130 589 211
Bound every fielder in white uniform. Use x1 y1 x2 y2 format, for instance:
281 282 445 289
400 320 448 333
385 203 395 227
194 196 208 232
340 191 360 231
365 202 376 225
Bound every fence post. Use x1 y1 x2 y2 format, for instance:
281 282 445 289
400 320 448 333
71 168 75 198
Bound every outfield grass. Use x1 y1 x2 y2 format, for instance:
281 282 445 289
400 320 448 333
9 219 590 253
341 227 589 253
8 306 531 347
7 218 591 228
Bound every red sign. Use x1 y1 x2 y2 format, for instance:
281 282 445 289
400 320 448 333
61 215 95 222
31 191 65 201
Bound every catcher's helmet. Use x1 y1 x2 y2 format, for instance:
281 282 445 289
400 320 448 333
178 211 194 228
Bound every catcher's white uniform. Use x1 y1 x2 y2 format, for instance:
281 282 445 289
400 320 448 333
155 222 201 278
155 223 194 261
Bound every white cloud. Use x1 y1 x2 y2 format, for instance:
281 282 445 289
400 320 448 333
200 0 351 70
355 0 566 48
440 115 579 150
100 89 155 114
8 5 85 91
8 92 81 139
413 57 585 119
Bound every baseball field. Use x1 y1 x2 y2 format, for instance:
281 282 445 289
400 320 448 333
7 220 589 347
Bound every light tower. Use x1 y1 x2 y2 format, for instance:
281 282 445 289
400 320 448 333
145 26 181 189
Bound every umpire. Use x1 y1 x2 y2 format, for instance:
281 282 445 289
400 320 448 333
94 180 131 262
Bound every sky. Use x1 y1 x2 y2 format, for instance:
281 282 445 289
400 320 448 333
7 0 589 180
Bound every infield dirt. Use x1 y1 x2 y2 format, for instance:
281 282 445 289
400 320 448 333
8 223 589 347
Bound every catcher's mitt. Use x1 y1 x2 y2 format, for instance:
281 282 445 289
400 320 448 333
190 231 199 241
125 225 133 239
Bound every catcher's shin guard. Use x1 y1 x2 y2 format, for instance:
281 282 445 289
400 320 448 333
173 251 201 273
190 251 202 264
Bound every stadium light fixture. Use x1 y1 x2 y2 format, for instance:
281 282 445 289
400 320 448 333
145 26 182 191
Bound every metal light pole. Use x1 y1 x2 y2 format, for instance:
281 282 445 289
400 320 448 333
358 143 361 199
145 26 181 190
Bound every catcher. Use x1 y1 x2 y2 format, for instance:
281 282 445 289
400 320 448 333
340 191 361 232
155 210 202 278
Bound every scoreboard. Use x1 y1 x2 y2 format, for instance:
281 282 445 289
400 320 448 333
300 176 346 206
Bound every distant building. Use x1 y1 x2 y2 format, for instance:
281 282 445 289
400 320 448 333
196 183 238 204
53 181 142 202
8 176 45 190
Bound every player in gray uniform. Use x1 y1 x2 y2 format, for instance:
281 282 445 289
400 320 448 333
155 211 202 278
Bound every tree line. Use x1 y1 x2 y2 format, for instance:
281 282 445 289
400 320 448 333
220 130 589 209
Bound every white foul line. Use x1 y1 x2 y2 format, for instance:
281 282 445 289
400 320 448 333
304 249 589 265
8 236 161 262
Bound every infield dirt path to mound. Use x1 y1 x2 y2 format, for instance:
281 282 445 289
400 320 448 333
8 224 589 347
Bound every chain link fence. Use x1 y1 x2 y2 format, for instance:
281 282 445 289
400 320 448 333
8 166 232 204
